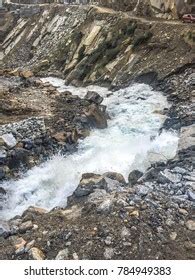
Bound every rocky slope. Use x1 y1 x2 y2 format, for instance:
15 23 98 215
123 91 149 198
1 4 194 86
0 3 194 260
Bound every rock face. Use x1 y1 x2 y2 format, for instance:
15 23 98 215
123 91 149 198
99 0 193 17
2 4 193 87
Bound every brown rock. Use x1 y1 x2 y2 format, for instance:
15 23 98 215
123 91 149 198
84 104 107 129
19 220 33 233
29 247 45 260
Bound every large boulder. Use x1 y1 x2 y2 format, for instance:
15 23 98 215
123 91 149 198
128 170 143 186
85 91 103 105
74 173 107 197
103 172 126 184
84 104 108 129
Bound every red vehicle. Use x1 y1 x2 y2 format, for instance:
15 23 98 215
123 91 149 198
182 14 195 23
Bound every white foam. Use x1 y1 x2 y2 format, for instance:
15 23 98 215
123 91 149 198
0 79 178 220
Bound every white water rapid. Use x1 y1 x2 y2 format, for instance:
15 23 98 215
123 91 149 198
0 79 179 220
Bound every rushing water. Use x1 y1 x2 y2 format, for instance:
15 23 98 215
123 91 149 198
0 79 179 220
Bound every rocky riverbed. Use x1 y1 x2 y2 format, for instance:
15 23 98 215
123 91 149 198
0 3 194 260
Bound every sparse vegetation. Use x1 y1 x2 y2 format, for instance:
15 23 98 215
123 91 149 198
132 31 153 50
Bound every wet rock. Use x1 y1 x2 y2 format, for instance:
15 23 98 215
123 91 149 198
0 148 7 164
1 134 17 149
157 169 182 184
172 167 187 175
136 185 149 197
88 189 107 202
29 247 45 260
55 249 69 260
103 172 126 184
186 220 195 231
0 187 6 196
187 191 195 202
0 168 5 180
128 170 143 186
84 104 107 129
0 221 10 237
19 220 33 233
8 148 30 169
74 173 107 197
26 206 48 215
85 91 103 105
104 177 122 192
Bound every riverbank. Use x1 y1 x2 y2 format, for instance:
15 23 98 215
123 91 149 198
0 4 194 260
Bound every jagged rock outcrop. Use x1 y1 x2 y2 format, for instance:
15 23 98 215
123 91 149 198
1 5 194 87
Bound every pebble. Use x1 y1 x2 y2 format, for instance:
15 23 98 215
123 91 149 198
73 252 79 260
25 240 35 252
19 220 33 233
55 249 69 260
104 248 114 260
105 236 112 246
14 237 26 250
170 232 177 241
29 247 45 260
187 191 195 202
186 220 195 231
1 134 17 149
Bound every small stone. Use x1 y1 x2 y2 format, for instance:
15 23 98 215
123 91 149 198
73 252 79 260
14 237 26 250
184 241 195 249
186 220 195 231
19 220 33 233
187 191 195 202
97 199 113 214
172 167 187 174
179 208 188 215
105 236 112 246
55 249 69 260
29 247 45 260
1 134 17 149
104 248 114 260
129 210 139 218
170 232 177 241
121 227 130 238
85 91 103 105
136 185 149 197
25 240 35 252
33 224 39 230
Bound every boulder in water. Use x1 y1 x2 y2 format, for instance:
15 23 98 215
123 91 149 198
103 172 126 184
84 104 107 129
128 170 143 186
0 168 5 180
85 91 103 105
74 173 107 197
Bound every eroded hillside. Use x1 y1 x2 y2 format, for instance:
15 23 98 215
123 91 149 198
1 5 194 87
